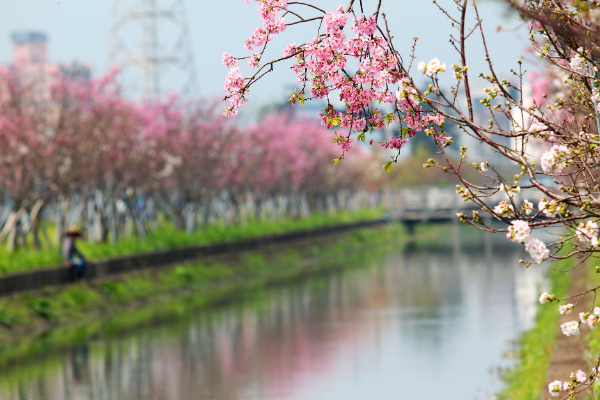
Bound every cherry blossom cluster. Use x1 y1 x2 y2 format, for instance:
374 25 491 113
575 221 600 247
222 0 289 117
539 292 556 304
540 145 570 173
417 58 447 78
548 369 591 397
578 308 600 329
221 1 455 162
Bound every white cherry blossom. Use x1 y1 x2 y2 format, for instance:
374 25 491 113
507 220 531 243
525 237 549 263
548 380 562 397
560 321 580 336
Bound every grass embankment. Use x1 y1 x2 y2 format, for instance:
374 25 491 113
0 222 405 368
0 208 383 275
581 261 600 386
498 260 572 400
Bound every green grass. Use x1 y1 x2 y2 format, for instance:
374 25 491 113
0 208 383 275
497 259 572 400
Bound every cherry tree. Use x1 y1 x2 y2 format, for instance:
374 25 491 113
220 0 600 397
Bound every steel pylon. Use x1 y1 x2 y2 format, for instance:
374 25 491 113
109 0 199 100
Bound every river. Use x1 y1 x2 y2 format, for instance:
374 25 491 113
0 227 547 400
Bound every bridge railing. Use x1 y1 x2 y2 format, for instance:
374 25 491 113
383 186 547 217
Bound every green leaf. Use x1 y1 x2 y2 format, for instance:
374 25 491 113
384 161 393 172
328 117 341 126
332 157 341 165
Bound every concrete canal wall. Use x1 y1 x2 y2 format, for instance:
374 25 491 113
0 219 388 297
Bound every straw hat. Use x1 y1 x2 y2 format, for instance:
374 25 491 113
66 226 81 237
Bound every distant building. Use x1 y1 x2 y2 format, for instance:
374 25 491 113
7 30 91 80
11 31 48 65
0 30 92 103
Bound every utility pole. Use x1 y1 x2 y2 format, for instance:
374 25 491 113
109 0 199 100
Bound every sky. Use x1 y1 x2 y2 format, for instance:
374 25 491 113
0 0 536 116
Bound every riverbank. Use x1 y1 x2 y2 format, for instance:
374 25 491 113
0 222 407 369
497 259 572 400
0 218 387 297
0 208 383 275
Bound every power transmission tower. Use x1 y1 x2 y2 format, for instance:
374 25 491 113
109 0 199 100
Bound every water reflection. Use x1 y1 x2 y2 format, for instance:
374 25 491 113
0 236 545 400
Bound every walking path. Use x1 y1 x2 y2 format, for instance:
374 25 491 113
540 265 591 400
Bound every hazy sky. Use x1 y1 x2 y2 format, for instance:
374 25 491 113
0 0 535 113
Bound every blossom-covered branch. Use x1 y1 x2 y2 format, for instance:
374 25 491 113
222 1 600 397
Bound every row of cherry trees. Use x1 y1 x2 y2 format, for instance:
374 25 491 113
0 66 382 251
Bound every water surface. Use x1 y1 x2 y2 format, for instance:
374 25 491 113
0 229 546 400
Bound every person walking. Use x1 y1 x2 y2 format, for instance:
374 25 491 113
62 226 88 281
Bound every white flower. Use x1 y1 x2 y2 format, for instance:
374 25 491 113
539 292 555 304
525 237 549 263
588 314 599 329
479 162 487 172
560 321 580 336
421 58 446 77
540 150 557 173
559 304 574 315
576 370 587 383
580 312 588 323
529 121 549 133
570 56 584 72
493 201 514 218
594 307 600 316
540 145 570 173
576 220 599 243
538 198 557 218
522 200 534 215
507 220 531 243
548 380 562 396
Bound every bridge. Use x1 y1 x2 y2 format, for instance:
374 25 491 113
382 187 546 232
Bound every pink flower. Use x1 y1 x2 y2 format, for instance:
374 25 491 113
323 6 349 34
248 52 262 68
222 52 237 68
380 137 408 150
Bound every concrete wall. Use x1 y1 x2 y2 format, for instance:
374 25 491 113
0 219 387 297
